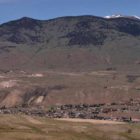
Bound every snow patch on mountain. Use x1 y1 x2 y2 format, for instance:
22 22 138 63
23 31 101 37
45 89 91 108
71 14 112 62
105 14 140 20
105 14 123 19
133 15 140 20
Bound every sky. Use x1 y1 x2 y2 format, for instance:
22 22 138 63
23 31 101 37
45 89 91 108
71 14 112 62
0 0 140 23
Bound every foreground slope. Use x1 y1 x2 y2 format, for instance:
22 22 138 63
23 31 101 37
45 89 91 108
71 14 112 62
0 115 139 140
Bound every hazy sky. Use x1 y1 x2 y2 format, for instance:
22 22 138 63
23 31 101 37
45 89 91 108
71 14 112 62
0 0 140 23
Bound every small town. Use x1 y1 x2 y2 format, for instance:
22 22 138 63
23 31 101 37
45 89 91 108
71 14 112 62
0 98 140 123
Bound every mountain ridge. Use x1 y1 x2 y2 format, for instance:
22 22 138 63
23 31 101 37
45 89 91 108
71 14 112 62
1 14 140 25
0 15 140 71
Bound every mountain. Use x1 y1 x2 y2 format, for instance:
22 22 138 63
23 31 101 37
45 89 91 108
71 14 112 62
0 15 140 108
0 15 140 71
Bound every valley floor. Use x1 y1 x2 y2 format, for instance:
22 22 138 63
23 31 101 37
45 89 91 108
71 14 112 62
0 115 139 140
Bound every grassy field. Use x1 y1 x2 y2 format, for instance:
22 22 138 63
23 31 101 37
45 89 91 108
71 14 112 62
0 115 139 140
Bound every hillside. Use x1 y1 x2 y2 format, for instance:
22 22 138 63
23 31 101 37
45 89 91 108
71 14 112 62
0 15 140 109
0 15 140 71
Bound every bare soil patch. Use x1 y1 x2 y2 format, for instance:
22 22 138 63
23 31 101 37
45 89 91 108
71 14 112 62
56 118 125 125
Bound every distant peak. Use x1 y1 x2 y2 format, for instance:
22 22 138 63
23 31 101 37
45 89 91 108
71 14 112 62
19 17 36 21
